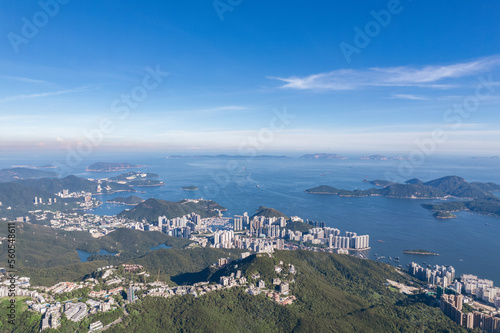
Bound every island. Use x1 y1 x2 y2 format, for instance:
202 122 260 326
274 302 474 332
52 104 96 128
86 162 144 172
306 176 500 218
360 155 408 160
403 249 439 256
433 211 457 219
167 154 288 159
299 153 347 160
182 186 198 191
106 196 145 206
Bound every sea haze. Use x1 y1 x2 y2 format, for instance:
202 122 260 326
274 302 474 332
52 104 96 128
2 153 499 282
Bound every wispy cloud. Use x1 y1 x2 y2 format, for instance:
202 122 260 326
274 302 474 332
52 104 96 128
0 86 93 103
0 75 51 85
271 55 500 91
200 105 247 112
391 94 427 100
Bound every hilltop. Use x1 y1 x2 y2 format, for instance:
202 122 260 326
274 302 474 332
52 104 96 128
118 198 225 222
251 206 288 219
107 196 145 206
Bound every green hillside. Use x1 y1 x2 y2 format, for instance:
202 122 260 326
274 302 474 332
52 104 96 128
0 222 191 285
118 198 225 222
17 175 134 195
251 206 288 219
107 195 145 205
108 250 465 333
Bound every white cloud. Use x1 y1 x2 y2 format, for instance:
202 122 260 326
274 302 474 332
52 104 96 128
0 86 93 103
0 76 51 85
391 94 427 100
271 55 500 91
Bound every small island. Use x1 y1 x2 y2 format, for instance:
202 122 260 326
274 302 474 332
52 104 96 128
403 249 439 256
182 186 199 191
433 211 457 219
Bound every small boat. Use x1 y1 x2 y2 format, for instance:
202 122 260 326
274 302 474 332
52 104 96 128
485 223 491 226
377 240 385 243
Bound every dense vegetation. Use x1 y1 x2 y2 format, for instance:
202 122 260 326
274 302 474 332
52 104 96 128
17 175 134 195
307 175 500 199
118 198 225 222
422 197 500 217
108 250 466 333
307 176 500 218
251 206 288 219
106 196 144 205
0 183 76 218
285 221 313 233
0 222 191 285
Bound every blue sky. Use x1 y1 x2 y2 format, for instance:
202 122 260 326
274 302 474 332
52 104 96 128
1 0 500 155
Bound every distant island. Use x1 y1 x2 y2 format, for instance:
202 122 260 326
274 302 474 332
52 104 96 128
306 176 500 218
360 155 409 160
11 164 56 169
166 154 288 159
182 186 198 191
107 196 145 206
0 167 58 182
86 162 145 172
403 249 439 256
300 153 347 160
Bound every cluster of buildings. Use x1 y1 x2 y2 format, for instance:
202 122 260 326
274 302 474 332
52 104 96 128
409 262 456 289
441 294 500 332
409 262 500 332
461 274 500 307
33 197 58 205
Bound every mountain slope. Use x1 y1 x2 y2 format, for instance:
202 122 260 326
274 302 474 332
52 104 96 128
251 206 288 219
109 250 465 333
118 198 225 222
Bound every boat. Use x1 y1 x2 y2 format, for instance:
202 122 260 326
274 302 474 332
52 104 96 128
485 223 491 226
377 240 385 243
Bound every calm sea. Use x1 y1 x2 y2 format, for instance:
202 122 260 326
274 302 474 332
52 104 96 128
2 152 499 282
